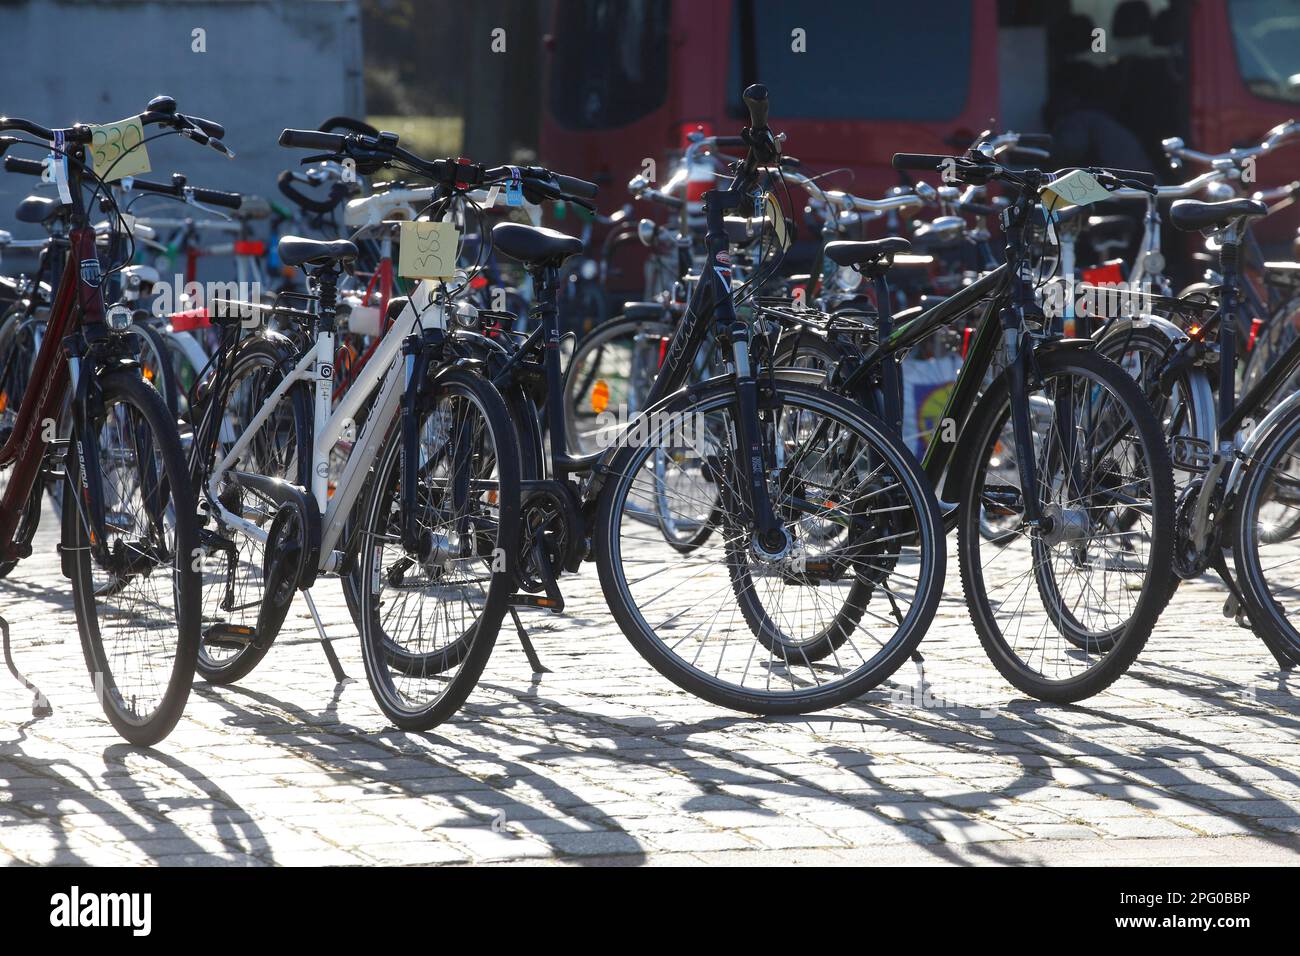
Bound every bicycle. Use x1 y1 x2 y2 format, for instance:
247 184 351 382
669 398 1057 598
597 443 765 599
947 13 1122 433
772 144 1178 702
0 94 224 744
475 85 947 716
188 124 602 729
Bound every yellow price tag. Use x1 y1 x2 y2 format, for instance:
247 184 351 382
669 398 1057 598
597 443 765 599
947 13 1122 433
88 116 151 182
397 220 458 279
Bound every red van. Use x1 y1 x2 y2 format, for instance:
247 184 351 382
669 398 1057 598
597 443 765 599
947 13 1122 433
540 0 1298 239
540 0 1000 208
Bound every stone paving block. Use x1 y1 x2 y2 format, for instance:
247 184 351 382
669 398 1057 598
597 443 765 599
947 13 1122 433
2 507 1299 864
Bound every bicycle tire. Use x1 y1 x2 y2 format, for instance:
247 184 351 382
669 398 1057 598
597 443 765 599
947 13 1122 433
955 348 1175 702
63 370 201 745
356 367 521 730
594 378 945 715
1232 400 1300 663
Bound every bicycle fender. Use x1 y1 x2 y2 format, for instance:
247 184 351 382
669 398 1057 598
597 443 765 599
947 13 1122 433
1033 336 1095 352
1225 388 1300 501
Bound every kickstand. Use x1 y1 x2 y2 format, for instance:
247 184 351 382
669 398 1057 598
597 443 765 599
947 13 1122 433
1214 554 1296 671
1 615 52 718
509 607 550 674
302 590 349 683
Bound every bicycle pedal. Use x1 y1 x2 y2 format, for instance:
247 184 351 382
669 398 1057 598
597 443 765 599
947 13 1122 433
202 623 256 649
1223 593 1239 619
1171 435 1212 474
509 594 565 614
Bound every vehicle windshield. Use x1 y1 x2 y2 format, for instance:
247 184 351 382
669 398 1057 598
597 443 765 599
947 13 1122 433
1228 0 1300 104
548 0 671 130
729 0 973 120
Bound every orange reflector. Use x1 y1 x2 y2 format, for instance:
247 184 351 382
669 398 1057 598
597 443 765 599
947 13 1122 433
591 379 610 414
143 366 155 382
0 392 7 413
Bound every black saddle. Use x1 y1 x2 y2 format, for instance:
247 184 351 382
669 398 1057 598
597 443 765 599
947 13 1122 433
16 195 61 225
277 236 358 268
824 237 912 269
491 223 583 269
1169 198 1268 233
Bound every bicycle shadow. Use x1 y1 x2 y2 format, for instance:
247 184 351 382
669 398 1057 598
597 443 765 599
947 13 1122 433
192 680 650 865
0 720 265 866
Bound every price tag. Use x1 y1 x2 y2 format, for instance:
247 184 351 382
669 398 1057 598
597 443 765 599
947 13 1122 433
88 116 151 182
505 166 523 207
397 220 459 279
1041 170 1111 211
484 185 500 208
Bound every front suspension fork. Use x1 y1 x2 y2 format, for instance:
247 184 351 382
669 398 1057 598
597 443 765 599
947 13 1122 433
727 324 784 548
1001 318 1047 526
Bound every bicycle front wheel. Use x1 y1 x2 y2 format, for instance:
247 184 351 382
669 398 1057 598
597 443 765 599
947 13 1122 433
1232 400 1300 663
955 348 1175 702
595 379 945 715
63 370 201 746
356 367 520 730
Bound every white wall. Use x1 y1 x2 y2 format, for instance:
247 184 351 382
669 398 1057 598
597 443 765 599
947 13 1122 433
0 0 364 239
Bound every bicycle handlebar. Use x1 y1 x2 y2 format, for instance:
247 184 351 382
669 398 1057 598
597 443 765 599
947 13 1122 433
1163 120 1300 168
278 127 599 207
125 176 242 210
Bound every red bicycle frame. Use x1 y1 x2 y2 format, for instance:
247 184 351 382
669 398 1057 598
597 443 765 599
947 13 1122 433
0 223 104 560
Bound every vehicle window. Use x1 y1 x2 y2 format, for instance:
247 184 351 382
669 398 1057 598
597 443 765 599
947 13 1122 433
549 0 671 129
729 0 973 120
1228 0 1300 104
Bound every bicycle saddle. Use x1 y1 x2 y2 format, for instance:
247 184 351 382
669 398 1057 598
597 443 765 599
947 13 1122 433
277 236 358 267
15 195 60 225
1169 198 1268 233
491 222 582 269
824 237 912 268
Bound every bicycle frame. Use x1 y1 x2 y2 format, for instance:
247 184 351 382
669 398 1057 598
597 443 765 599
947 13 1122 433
0 206 107 560
200 278 445 570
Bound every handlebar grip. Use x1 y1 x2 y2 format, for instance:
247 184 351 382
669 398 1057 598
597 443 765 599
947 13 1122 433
4 156 45 176
553 173 598 200
1017 133 1053 149
648 190 684 210
743 83 769 130
892 153 950 172
187 115 226 140
279 128 347 152
193 187 242 210
126 177 182 196
1099 167 1157 187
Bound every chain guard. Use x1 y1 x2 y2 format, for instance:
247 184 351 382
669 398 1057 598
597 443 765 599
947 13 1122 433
1173 478 1217 579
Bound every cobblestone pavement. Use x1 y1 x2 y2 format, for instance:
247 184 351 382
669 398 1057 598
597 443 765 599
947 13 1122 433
2 504 1299 866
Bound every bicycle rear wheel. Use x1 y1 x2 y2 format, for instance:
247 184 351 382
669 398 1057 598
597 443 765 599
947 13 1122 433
63 370 201 745
955 349 1175 702
194 336 311 684
595 378 944 715
562 314 673 457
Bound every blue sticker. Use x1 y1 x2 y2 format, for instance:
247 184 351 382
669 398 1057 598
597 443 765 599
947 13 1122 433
505 179 523 207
